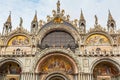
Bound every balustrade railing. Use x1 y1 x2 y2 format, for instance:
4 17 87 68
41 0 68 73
80 50 120 57
0 48 120 57
0 51 35 57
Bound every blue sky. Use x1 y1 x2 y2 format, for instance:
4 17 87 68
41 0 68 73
0 0 120 32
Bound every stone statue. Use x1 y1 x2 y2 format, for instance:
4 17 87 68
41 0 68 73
61 9 65 16
95 15 98 25
57 0 60 13
47 15 51 22
19 17 23 27
39 20 43 27
66 15 70 21
52 10 56 16
74 19 78 26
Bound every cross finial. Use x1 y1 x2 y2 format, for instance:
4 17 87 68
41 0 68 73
57 0 60 13
9 11 11 15
35 10 37 15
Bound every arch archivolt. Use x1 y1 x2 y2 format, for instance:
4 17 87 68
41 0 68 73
37 23 80 45
32 48 80 73
0 57 23 71
90 57 120 73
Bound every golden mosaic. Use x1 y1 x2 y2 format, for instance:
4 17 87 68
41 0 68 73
40 55 73 73
86 34 110 45
8 35 29 46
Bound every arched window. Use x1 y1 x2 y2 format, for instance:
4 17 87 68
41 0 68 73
40 30 77 51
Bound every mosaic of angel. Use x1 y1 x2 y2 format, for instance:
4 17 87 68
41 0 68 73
86 34 110 45
40 55 73 74
8 35 29 46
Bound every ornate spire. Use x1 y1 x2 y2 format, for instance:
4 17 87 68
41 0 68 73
80 10 85 21
6 11 11 23
108 10 114 21
32 11 38 22
107 10 116 33
57 0 60 13
79 10 86 33
2 11 12 35
31 11 38 34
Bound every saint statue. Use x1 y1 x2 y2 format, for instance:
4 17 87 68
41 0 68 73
19 17 23 27
95 15 98 25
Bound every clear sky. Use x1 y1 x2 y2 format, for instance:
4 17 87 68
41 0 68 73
0 0 120 32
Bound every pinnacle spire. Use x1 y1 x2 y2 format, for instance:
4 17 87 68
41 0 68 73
32 11 38 22
80 10 85 21
108 10 114 21
6 11 11 23
57 0 60 13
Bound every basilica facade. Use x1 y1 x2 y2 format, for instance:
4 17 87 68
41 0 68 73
0 1 120 80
